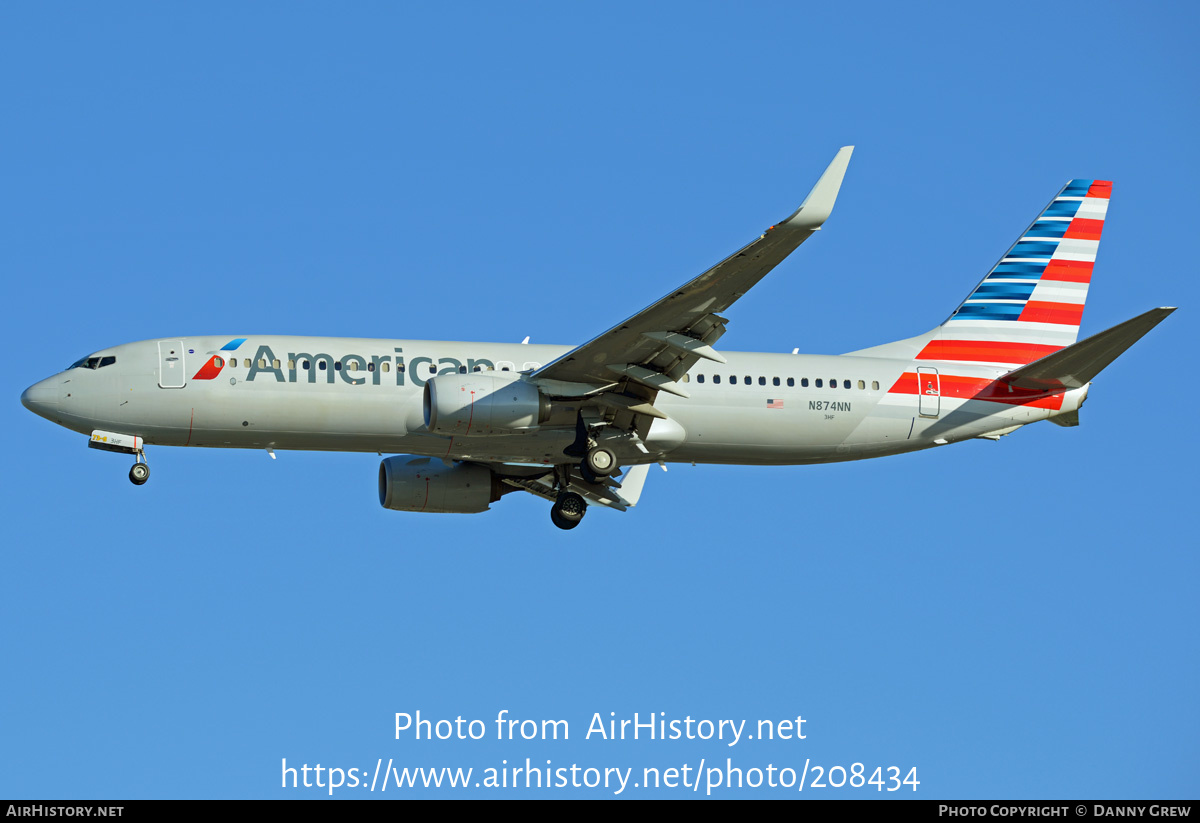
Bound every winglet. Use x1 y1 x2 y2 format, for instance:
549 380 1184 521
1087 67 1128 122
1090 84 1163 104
781 146 854 229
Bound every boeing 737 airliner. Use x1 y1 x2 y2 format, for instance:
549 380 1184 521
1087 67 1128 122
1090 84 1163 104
21 148 1174 529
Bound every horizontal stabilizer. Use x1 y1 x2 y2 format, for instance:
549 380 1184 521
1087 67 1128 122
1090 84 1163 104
1000 307 1175 391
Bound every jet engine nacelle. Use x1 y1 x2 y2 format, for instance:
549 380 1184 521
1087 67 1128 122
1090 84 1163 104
423 373 550 436
378 456 501 513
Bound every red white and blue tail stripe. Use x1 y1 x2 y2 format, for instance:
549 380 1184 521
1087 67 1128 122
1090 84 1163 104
921 179 1111 368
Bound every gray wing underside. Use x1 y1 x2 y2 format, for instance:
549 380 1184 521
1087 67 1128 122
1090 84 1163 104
500 463 651 512
532 147 854 418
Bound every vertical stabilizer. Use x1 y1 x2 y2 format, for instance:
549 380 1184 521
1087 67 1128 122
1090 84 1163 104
846 179 1114 363
922 179 1111 367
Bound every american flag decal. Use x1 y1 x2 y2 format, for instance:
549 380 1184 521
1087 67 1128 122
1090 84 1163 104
767 398 783 409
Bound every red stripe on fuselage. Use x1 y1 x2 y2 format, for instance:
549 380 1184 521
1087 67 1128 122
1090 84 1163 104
916 340 1061 365
888 372 1065 410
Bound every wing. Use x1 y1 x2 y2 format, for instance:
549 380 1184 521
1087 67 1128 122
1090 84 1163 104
499 463 652 512
532 147 854 426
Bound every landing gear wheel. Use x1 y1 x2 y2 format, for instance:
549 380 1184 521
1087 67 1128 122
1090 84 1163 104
550 491 587 530
550 507 580 530
129 463 150 486
584 446 618 478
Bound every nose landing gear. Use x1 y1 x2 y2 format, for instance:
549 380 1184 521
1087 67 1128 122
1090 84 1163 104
128 451 150 485
88 431 151 486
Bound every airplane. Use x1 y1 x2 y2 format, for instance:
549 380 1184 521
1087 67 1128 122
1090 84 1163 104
20 147 1175 530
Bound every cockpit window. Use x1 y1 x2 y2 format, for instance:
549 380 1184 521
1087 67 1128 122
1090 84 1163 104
68 355 116 370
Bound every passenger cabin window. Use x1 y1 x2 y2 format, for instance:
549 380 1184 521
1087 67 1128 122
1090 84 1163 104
872 380 880 390
697 374 705 383
773 377 780 386
714 375 721 384
382 363 391 373
815 379 823 388
801 378 809 387
858 380 865 390
843 379 851 389
787 377 794 387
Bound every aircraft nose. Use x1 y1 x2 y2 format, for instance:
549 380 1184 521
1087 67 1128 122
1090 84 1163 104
21 377 59 418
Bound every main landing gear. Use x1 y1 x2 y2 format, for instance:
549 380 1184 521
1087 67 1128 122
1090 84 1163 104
580 445 617 485
547 461 589 531
128 451 150 486
550 491 587 531
552 413 623 529
548 448 626 530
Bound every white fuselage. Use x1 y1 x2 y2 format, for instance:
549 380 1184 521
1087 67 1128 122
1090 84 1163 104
21 335 1085 468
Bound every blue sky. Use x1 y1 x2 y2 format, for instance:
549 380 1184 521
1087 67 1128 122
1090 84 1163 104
2 3 1196 798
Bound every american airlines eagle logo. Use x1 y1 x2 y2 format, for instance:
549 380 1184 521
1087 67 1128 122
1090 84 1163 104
190 338 247 380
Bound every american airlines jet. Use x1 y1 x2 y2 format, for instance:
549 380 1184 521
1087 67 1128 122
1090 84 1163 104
21 148 1173 529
